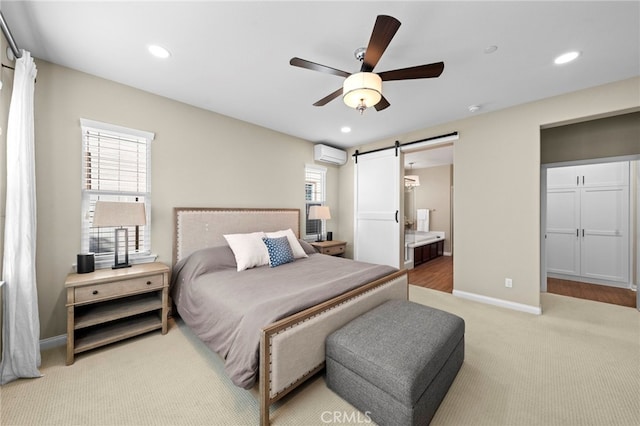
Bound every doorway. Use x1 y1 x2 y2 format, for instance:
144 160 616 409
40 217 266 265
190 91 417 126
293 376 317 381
404 144 454 275
541 158 639 309
539 111 640 310
540 163 640 309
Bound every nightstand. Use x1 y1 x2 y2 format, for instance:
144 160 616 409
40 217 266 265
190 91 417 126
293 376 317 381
310 240 346 257
65 262 170 365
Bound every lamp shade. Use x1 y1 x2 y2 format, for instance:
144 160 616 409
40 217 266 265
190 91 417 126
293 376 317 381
92 201 146 227
309 205 331 220
343 72 382 110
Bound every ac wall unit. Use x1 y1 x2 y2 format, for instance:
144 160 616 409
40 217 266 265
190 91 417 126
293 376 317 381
314 144 347 165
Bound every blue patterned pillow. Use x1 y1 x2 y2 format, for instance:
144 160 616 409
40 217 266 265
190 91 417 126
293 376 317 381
262 236 295 267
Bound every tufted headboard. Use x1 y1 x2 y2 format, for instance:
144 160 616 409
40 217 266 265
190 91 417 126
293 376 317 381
173 207 300 265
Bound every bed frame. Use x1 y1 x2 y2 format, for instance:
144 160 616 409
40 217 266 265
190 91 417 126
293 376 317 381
173 207 408 425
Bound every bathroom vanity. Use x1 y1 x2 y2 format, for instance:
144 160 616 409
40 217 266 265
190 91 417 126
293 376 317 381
405 231 445 269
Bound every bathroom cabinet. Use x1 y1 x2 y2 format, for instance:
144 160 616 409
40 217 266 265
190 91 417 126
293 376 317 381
413 239 444 267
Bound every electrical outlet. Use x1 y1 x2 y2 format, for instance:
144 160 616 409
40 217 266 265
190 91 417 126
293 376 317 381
505 278 513 288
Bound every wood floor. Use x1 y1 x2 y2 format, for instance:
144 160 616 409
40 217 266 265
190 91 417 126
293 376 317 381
408 256 637 308
547 277 637 308
408 255 453 293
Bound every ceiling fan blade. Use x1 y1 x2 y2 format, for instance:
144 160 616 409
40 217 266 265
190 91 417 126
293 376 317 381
290 57 351 78
378 62 445 81
313 87 343 106
374 96 390 111
361 15 401 72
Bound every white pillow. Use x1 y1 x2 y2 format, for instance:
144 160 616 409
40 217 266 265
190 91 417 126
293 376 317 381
265 228 308 259
223 231 269 271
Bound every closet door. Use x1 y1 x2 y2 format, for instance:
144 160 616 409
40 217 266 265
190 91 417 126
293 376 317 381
580 185 629 283
546 161 631 286
546 188 580 276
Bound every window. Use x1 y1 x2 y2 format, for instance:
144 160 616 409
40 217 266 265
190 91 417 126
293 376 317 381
80 119 154 266
305 164 327 239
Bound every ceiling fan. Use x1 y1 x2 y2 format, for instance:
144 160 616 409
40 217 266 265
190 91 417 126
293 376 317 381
290 15 444 114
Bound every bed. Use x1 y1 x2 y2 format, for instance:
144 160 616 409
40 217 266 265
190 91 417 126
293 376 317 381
171 207 408 425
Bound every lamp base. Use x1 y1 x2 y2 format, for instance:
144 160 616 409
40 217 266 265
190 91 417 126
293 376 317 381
113 227 131 269
112 263 132 269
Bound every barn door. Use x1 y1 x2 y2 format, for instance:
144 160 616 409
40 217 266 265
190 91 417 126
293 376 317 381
354 147 402 268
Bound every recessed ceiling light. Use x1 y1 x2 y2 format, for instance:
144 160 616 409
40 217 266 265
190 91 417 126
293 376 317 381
554 51 580 65
148 44 171 59
468 104 481 113
341 126 352 133
484 45 498 54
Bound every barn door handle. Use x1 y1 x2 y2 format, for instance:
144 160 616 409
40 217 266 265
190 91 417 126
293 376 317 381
395 210 399 223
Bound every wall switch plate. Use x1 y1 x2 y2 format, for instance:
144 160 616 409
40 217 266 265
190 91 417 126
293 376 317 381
505 278 513 288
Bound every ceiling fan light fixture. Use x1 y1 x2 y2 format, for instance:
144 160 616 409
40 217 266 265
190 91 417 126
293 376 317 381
343 72 382 114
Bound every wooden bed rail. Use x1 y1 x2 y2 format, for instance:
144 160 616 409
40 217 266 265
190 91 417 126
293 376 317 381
259 269 408 425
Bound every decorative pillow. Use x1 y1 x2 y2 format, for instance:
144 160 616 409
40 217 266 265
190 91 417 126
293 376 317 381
265 228 308 259
298 239 318 255
223 232 269 271
262 236 295 268
174 245 238 276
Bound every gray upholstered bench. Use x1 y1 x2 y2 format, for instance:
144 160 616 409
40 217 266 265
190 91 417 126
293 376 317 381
326 300 465 426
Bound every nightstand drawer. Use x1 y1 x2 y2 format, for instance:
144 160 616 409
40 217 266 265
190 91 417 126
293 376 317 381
320 245 345 256
75 275 163 304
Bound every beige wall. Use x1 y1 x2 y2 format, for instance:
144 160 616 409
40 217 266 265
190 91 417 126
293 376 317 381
24 59 339 339
2 54 638 340
339 77 640 311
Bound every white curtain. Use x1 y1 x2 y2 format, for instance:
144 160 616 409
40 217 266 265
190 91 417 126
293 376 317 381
1 51 41 385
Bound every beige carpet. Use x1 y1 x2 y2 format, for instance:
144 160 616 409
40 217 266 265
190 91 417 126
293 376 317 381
1 286 638 425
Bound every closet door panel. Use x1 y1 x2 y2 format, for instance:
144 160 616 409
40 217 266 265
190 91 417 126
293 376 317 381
580 186 629 283
547 166 578 189
546 189 580 276
580 162 629 187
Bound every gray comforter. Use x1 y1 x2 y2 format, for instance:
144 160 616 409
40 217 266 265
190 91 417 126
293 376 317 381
171 245 396 389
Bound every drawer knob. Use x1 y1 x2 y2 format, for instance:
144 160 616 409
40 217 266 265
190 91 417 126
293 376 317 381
92 290 98 295
146 281 152 285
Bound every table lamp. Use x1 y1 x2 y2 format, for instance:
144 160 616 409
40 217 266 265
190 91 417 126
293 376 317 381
309 205 331 242
92 201 146 269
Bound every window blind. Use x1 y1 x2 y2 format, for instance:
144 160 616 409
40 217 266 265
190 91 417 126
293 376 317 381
80 120 153 258
305 165 326 238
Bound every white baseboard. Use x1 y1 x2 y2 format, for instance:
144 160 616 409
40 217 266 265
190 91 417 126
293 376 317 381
40 334 66 350
452 289 542 315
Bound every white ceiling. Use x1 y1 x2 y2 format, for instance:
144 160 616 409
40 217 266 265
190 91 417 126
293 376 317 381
2 1 639 164
405 144 453 170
